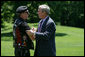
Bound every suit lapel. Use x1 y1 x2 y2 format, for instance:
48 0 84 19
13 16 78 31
41 16 49 32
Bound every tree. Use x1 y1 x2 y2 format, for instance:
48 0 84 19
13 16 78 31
1 1 84 28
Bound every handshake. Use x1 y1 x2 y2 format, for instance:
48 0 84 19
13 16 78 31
26 28 37 40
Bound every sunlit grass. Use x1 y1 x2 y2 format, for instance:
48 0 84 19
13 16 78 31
1 22 84 56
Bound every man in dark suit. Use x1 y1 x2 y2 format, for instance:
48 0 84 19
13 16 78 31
26 4 56 56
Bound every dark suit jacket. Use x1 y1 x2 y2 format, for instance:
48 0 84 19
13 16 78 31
34 16 56 56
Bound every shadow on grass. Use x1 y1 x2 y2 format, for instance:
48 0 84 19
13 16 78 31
1 32 13 37
55 33 67 37
1 32 13 41
1 32 67 41
1 32 13 38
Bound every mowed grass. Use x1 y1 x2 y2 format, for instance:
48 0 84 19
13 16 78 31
1 22 84 56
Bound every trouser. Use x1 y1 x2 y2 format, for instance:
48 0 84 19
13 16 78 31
14 47 30 56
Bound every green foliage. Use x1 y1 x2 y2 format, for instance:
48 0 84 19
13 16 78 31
1 1 14 23
1 1 84 28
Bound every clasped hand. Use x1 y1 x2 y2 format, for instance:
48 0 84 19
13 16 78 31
26 28 36 40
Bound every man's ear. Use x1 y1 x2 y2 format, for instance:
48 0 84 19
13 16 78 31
43 11 47 15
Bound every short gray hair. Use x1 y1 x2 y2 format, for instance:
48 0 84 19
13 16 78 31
39 4 50 15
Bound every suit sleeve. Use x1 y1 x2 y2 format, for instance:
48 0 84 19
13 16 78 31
35 22 56 40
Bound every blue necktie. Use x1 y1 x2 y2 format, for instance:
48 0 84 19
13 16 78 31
38 20 43 32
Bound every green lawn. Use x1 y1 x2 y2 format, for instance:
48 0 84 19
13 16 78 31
1 22 84 56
